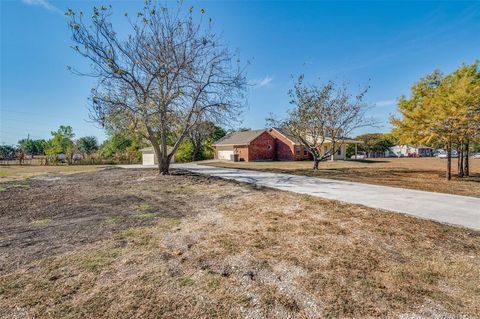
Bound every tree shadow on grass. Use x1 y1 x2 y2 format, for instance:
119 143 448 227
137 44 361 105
345 159 390 164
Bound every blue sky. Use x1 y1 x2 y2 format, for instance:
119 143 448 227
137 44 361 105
1 0 479 145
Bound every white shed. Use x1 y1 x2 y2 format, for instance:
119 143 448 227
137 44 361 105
141 146 175 166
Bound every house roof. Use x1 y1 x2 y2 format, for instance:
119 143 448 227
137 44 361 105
213 129 267 146
271 127 362 145
270 127 303 145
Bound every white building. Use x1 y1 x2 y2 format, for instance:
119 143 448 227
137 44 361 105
140 146 175 165
389 145 434 157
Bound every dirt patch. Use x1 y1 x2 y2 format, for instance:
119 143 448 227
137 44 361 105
1 168 479 318
0 164 106 183
0 168 216 272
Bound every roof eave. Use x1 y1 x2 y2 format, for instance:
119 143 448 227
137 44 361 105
270 128 298 145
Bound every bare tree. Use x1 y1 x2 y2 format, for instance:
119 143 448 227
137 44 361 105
269 75 374 170
66 2 246 174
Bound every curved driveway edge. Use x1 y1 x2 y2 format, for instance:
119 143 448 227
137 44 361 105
171 163 480 231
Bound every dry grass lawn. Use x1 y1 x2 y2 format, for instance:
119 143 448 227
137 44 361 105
1 168 479 318
204 157 480 197
0 165 107 182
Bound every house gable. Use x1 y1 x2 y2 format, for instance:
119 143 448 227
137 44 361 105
268 128 310 161
247 131 275 161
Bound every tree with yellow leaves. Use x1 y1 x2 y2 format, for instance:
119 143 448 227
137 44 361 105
391 62 480 180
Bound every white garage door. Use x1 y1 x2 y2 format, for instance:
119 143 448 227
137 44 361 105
218 150 234 160
142 153 155 165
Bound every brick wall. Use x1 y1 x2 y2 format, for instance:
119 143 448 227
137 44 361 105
248 131 276 161
234 146 249 161
269 129 311 161
223 129 314 162
269 129 295 160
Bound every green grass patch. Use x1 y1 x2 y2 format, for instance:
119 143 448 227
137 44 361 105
178 276 194 287
131 203 159 219
0 170 11 177
79 250 118 273
0 186 6 192
119 228 144 238
31 218 52 225
205 274 222 289
136 203 151 212
105 216 124 225
134 212 158 219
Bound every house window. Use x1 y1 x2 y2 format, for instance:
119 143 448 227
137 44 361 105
295 147 301 156
267 145 272 150
304 148 308 156
337 148 341 155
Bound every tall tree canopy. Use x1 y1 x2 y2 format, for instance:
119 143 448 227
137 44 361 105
353 133 396 157
17 139 46 157
77 136 99 158
66 1 246 174
44 125 75 163
391 62 480 180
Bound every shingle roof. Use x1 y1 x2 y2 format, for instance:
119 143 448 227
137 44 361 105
213 129 267 146
271 127 362 144
270 127 303 144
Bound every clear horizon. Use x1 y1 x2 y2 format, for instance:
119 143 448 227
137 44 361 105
1 0 479 145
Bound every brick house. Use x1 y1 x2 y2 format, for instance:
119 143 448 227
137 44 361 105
214 128 362 162
213 129 276 161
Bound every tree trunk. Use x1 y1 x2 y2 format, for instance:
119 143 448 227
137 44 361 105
312 153 320 170
464 140 470 177
446 143 452 181
191 138 203 162
146 125 168 175
159 156 170 175
458 142 464 178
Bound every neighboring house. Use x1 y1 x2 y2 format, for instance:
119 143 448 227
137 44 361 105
390 145 434 157
214 128 362 162
317 137 361 160
141 146 175 165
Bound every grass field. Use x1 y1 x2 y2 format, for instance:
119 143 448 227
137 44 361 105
204 157 480 197
0 165 107 182
1 168 479 318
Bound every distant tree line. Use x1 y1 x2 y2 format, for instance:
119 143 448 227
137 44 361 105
346 133 397 158
0 125 134 164
0 121 226 164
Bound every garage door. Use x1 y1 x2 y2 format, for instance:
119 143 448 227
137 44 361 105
142 153 155 165
218 150 234 160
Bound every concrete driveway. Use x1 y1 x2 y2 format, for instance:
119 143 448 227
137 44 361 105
169 163 480 231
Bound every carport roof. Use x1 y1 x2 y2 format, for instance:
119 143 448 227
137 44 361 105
213 129 267 146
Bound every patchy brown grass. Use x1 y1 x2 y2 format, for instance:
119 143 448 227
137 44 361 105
204 157 480 197
0 168 479 318
0 164 107 182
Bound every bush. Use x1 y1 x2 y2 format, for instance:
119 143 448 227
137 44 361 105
174 140 194 162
